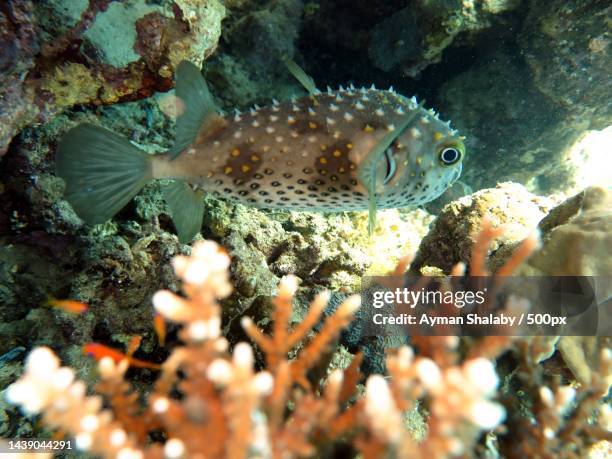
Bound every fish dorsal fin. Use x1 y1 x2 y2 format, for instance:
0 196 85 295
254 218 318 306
171 61 221 159
358 100 426 234
283 58 318 96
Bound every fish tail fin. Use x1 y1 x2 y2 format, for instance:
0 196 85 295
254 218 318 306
56 124 152 224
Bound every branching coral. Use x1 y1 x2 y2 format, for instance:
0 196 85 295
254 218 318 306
6 232 611 458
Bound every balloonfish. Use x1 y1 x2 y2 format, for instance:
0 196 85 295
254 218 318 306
56 61 465 242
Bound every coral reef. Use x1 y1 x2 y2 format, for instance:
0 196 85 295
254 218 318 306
3 240 503 457
6 236 611 457
0 0 225 156
519 186 612 388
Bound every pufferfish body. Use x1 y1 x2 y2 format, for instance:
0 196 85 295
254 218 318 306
56 61 465 242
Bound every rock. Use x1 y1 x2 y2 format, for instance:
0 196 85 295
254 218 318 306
519 0 611 130
410 183 554 274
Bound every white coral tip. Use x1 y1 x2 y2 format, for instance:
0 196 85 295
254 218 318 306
416 358 442 390
253 372 274 395
26 347 60 377
233 342 254 370
279 275 299 296
464 358 499 395
164 438 186 459
207 359 233 385
468 400 506 429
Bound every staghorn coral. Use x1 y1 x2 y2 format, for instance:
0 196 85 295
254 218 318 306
6 238 518 458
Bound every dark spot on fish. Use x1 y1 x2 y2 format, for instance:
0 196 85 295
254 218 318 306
303 167 313 175
271 181 281 187
238 190 248 196
250 183 260 190
259 191 269 196
214 179 223 185
297 179 307 185
264 168 274 175
315 179 325 186
253 173 263 180
295 190 304 195
308 185 318 192
276 191 285 195
283 173 293 179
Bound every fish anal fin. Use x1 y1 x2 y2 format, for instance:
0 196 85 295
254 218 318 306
162 181 205 243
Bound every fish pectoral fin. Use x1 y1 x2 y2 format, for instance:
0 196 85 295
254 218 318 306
162 181 204 243
357 100 427 234
171 61 220 159
368 190 378 236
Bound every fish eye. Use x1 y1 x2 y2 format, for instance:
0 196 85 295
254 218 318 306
439 145 463 166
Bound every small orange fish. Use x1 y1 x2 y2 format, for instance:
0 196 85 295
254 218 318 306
153 312 166 347
83 338 161 370
45 298 88 314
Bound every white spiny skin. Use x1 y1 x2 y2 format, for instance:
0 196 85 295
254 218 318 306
153 88 464 211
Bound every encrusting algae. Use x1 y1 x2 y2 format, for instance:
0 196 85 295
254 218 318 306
6 228 611 458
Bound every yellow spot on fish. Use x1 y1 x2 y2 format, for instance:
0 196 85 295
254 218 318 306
287 160 295 166
346 143 353 149
320 157 328 164
410 172 416 177
251 154 260 162
434 132 443 141
241 164 251 173
231 148 240 157
339 166 346 173
287 116 296 125
363 124 375 133
349 163 356 170
332 150 342 157
224 166 233 174
416 157 423 165
319 169 328 175
309 121 318 129
320 144 327 151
